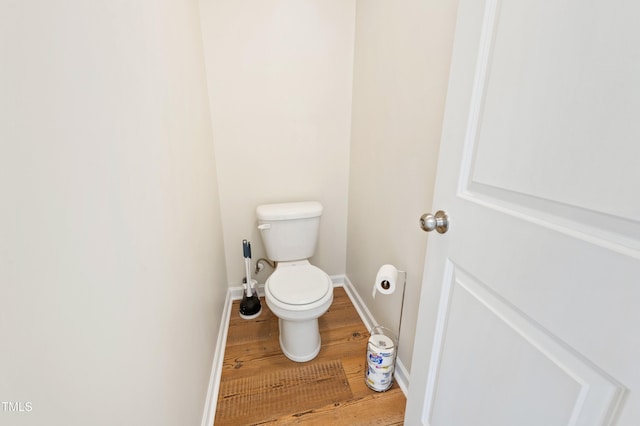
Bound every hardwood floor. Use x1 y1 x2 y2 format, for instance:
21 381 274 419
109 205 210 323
214 287 406 425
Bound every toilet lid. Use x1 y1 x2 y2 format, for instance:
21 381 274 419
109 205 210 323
268 264 331 305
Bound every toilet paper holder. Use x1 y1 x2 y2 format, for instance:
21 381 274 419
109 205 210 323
372 264 402 299
365 264 406 392
372 265 407 329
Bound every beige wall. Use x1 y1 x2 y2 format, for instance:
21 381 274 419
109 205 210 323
199 0 459 377
199 0 355 283
347 0 459 372
0 1 227 425
1 2 460 423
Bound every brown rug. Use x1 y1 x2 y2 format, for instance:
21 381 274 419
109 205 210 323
215 360 353 425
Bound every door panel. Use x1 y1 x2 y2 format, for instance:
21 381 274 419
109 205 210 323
464 0 640 247
405 0 640 425
471 1 640 222
425 263 624 426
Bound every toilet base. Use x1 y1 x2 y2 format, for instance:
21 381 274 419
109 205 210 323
278 318 321 362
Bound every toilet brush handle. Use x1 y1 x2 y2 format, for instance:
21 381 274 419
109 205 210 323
243 240 251 258
242 240 254 296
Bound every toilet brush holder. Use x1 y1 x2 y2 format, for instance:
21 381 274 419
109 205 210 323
364 326 397 392
239 239 262 320
239 278 261 320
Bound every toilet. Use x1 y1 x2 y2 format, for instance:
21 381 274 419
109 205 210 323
256 201 334 362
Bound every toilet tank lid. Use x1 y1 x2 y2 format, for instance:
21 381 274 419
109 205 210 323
256 201 323 221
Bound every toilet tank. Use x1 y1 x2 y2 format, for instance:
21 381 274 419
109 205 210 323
256 201 323 262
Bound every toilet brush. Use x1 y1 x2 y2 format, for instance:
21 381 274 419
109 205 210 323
239 239 262 319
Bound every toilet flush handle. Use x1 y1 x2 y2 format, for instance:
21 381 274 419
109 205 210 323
258 224 271 230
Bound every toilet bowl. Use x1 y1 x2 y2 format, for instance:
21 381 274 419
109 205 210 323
256 201 333 362
264 261 333 362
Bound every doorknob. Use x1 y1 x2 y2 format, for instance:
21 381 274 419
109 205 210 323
419 211 449 234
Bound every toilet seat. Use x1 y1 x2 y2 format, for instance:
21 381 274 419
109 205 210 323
263 261 333 362
267 264 331 305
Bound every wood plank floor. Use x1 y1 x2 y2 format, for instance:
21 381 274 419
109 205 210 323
214 287 406 425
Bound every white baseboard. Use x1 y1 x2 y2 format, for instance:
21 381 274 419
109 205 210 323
200 274 409 426
200 290 233 426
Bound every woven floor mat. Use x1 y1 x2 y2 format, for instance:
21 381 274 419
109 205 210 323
215 359 353 425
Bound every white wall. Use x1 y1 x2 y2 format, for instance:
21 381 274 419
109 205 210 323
0 2 460 422
0 1 227 425
347 0 459 372
199 0 355 283
198 0 458 379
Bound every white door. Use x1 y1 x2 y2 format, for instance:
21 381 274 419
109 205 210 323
405 1 640 425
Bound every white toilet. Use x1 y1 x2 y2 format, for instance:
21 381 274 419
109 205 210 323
256 201 334 362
